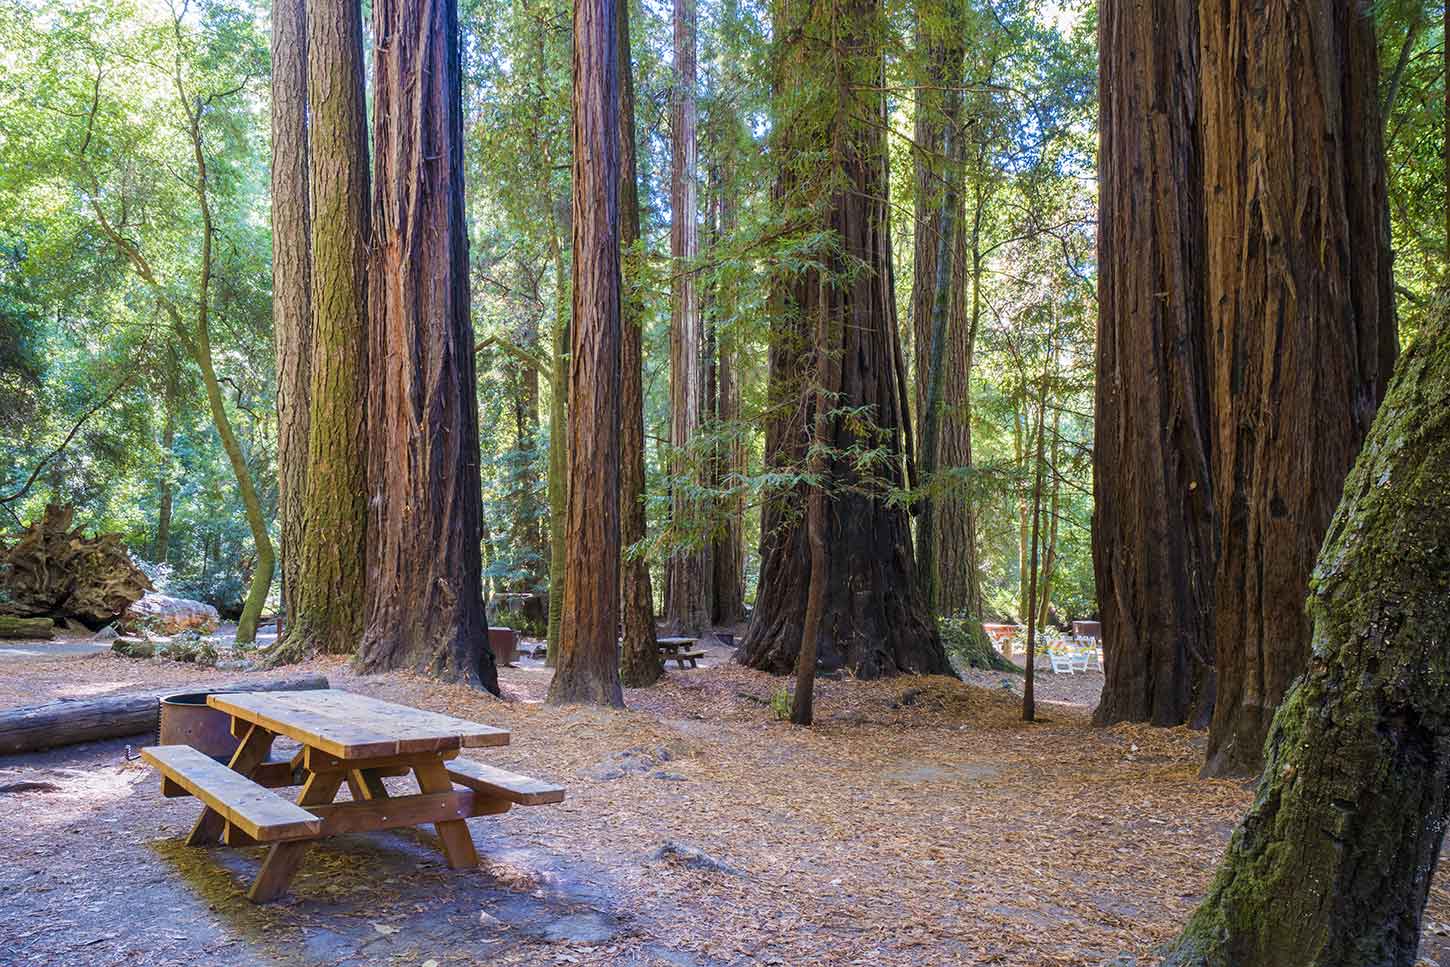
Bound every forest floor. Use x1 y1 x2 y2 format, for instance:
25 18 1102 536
2 638 1448 967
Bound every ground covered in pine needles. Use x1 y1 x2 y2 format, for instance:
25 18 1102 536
2 642 1448 966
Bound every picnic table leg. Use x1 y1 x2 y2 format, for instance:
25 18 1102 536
413 758 479 869
346 767 390 801
186 723 275 847
248 769 343 903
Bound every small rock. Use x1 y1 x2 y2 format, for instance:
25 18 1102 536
651 771 686 782
91 624 119 641
651 841 743 877
111 637 155 659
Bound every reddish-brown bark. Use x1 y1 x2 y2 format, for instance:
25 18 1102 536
359 0 496 691
547 0 624 706
1093 0 1215 728
1199 0 1397 776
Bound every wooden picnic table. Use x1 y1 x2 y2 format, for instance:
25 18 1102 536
142 688 563 903
656 636 705 668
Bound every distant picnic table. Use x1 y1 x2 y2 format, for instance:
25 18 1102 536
657 636 705 668
142 689 563 902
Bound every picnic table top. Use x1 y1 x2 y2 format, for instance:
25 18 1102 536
207 688 511 760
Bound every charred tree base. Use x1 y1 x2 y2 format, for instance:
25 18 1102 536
355 625 500 697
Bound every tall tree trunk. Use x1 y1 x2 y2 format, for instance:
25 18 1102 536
509 310 546 590
1200 0 1396 777
739 0 952 682
910 0 975 618
1161 311 1449 967
152 348 179 563
1092 0 1215 728
618 0 662 689
665 0 709 635
547 0 624 706
709 172 746 627
272 0 311 623
545 195 570 665
278 0 370 659
1035 409 1062 627
360 0 497 692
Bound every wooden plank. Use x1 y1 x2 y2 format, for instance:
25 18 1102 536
184 724 274 844
247 770 344 903
308 790 509 836
446 758 565 806
143 744 321 842
303 745 459 774
208 689 509 760
0 674 328 756
413 758 479 869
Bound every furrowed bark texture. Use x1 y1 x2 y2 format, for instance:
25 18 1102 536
664 0 710 635
1163 308 1450 967
281 0 369 658
1200 0 1396 776
271 0 311 622
360 0 497 692
740 0 952 681
1093 0 1215 728
547 0 624 706
617 0 662 689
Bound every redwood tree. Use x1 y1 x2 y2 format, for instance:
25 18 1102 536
547 0 624 706
664 0 710 635
1200 0 1396 776
1162 307 1449 967
359 0 497 691
739 0 952 681
278 0 370 659
1092 0 1215 728
271 0 310 623
617 0 662 688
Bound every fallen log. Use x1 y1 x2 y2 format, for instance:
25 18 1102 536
0 674 329 756
0 616 54 640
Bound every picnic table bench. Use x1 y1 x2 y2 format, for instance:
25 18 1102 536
656 636 705 668
142 688 563 903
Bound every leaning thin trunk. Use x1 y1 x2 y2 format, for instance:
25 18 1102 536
153 349 179 563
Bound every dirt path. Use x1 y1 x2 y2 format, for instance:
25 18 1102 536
0 649 1445 966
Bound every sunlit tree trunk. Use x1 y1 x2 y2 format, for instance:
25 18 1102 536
618 0 662 688
271 0 311 622
547 0 624 706
545 195 570 665
279 0 370 659
359 0 496 691
1200 0 1396 777
1163 309 1448 967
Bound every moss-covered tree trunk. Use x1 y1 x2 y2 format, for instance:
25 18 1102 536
1200 0 1397 776
1162 305 1450 967
617 0 662 689
359 0 496 692
271 0 311 622
278 0 370 659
